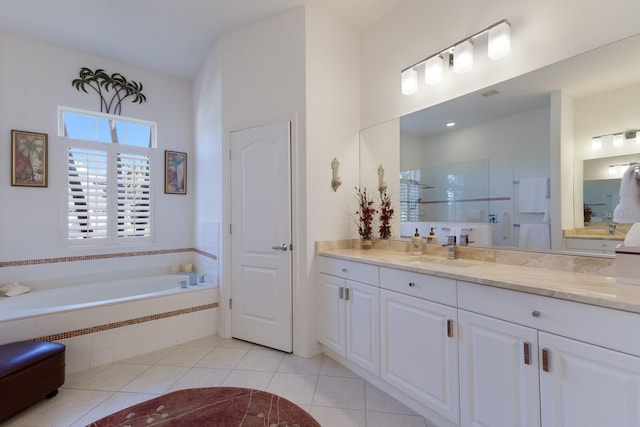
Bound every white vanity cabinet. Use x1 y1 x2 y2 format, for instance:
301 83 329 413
564 237 619 254
458 309 541 427
458 280 640 427
317 257 380 375
379 267 459 424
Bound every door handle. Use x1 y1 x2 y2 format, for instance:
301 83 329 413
271 244 289 251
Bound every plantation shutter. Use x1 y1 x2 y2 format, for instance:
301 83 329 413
117 153 151 238
68 147 108 239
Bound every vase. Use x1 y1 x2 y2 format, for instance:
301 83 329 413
361 239 373 250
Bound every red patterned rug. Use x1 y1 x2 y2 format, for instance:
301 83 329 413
88 387 321 426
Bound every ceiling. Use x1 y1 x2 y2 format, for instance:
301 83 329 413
0 0 404 79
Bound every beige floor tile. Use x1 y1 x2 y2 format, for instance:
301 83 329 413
309 406 366 427
236 347 285 371
155 345 210 366
116 346 174 365
166 367 231 392
69 392 158 427
4 389 111 427
221 369 274 390
266 372 319 406
320 355 360 377
365 381 418 415
120 365 190 394
277 353 323 375
218 338 254 349
366 411 428 427
196 347 249 369
77 363 150 391
312 376 366 410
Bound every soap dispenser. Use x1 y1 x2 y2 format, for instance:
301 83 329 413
427 227 436 243
411 228 423 255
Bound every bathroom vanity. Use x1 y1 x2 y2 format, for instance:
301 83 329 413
316 245 640 427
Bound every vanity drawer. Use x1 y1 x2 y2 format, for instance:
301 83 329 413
565 237 619 253
379 267 456 306
317 256 379 285
458 281 640 357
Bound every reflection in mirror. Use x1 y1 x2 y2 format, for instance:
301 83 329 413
360 33 640 254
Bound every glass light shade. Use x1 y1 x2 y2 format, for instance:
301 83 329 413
613 133 624 147
453 40 474 74
608 165 616 175
401 68 418 95
591 137 602 150
488 22 511 60
637 131 640 143
424 55 443 86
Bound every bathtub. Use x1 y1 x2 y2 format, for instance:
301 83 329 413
0 274 219 373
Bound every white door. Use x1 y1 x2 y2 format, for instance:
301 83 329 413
380 289 459 424
458 310 540 427
230 121 292 352
539 332 640 427
345 280 380 375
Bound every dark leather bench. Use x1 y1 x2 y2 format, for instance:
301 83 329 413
0 340 65 422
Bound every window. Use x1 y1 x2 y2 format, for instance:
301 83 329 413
400 170 420 222
59 107 156 244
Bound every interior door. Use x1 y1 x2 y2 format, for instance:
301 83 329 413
230 121 292 352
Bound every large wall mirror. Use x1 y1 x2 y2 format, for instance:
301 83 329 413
360 33 640 255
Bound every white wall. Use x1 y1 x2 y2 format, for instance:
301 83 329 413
0 33 194 279
361 0 640 129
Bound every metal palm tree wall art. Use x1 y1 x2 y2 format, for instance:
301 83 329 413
72 67 147 115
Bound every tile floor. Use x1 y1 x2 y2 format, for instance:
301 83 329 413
3 335 434 427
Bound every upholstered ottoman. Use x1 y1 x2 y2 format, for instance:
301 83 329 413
0 340 65 422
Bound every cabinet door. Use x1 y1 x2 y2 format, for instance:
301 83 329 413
345 280 380 375
318 273 345 355
458 310 540 427
539 332 640 427
380 289 459 424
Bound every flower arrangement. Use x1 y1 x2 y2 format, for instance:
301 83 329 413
355 187 377 241
379 190 394 239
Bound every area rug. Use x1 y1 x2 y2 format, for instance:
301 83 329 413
88 387 321 426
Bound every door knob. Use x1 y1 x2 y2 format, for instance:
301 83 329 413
271 244 289 251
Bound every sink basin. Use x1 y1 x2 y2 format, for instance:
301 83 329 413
406 256 474 268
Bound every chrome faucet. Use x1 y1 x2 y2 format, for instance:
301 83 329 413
446 235 457 259
609 223 617 235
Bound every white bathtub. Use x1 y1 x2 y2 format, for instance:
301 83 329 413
0 274 219 373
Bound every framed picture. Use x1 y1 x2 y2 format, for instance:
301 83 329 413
11 130 48 187
164 150 187 194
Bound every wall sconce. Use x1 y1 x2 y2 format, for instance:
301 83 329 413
591 129 638 150
400 19 511 96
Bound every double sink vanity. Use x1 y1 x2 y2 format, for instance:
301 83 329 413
316 240 640 427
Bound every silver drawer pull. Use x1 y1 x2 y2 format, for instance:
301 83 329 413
409 282 416 287
341 268 348 272
532 310 541 318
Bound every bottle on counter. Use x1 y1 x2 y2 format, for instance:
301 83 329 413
411 228 423 255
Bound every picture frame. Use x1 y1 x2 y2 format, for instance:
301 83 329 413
11 130 48 187
164 150 187 195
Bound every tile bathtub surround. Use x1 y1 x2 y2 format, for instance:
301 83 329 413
3 336 433 427
316 239 615 276
0 247 216 269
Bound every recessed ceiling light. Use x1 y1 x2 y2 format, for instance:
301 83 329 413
446 122 456 127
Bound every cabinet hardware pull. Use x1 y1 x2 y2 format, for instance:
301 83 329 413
345 288 350 301
524 342 531 365
409 282 416 287
542 348 550 372
532 310 541 318
447 319 454 338
339 287 344 299
341 268 348 272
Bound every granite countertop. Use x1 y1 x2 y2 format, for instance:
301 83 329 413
316 247 640 315
563 226 628 240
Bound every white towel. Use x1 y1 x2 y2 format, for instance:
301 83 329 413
0 281 31 297
518 223 550 250
519 178 548 215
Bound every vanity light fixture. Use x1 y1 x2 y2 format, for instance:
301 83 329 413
592 129 639 150
401 68 419 96
613 133 624 147
452 40 474 74
400 19 511 95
